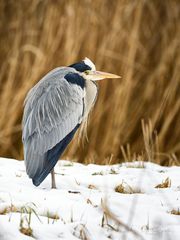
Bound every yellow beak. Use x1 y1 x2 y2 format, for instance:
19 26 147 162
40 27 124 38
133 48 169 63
86 71 121 81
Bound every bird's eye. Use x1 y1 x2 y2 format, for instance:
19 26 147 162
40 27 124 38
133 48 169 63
84 70 90 75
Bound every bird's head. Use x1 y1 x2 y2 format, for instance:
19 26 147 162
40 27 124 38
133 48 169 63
69 57 120 81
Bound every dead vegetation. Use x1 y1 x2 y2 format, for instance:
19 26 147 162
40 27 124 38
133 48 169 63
20 226 33 237
73 224 91 240
155 177 171 188
46 211 60 223
0 202 61 236
0 204 18 215
101 199 145 240
170 209 180 215
0 0 179 165
19 205 37 237
88 184 97 190
115 181 143 194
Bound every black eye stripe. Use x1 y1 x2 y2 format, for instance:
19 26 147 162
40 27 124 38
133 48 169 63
69 61 91 72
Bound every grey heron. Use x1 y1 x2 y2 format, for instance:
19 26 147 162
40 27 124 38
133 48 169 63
22 58 120 188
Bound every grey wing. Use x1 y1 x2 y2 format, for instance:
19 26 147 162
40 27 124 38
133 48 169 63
22 68 84 180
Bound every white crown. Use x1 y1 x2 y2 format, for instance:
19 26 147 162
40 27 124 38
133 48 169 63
83 57 96 71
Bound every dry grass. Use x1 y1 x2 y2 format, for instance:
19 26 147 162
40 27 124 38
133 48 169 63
155 177 171 188
0 203 42 237
0 0 179 165
19 227 33 237
170 209 180 215
46 211 60 222
115 182 143 194
0 204 18 215
101 199 144 240
115 184 126 194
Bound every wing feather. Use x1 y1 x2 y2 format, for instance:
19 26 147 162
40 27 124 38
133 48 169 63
22 67 84 181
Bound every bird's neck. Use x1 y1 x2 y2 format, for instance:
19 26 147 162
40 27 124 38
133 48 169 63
83 80 98 119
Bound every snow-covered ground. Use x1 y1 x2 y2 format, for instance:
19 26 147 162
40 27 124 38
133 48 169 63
0 158 180 240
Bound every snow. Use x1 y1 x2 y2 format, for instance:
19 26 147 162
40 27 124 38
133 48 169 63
0 158 180 240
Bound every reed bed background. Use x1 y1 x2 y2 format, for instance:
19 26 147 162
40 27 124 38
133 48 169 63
0 0 179 165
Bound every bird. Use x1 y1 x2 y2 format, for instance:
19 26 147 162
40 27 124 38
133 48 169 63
22 58 120 188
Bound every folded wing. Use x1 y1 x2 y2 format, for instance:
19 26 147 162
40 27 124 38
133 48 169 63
22 68 84 185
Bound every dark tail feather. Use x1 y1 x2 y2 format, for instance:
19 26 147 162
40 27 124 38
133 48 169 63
32 124 80 186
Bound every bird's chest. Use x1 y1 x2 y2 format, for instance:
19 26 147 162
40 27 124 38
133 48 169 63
83 80 98 118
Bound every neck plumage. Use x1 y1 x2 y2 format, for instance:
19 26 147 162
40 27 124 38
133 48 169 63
83 80 98 120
